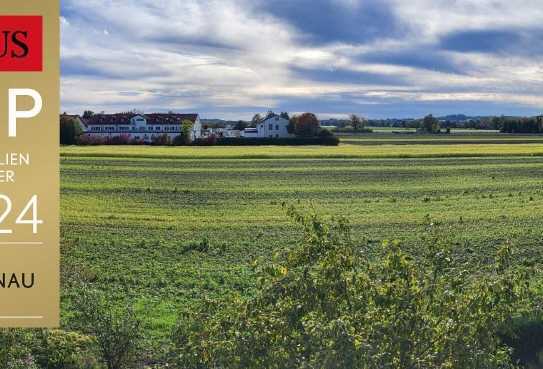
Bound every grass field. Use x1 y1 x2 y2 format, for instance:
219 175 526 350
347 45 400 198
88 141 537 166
362 127 501 134
60 138 543 355
337 132 543 145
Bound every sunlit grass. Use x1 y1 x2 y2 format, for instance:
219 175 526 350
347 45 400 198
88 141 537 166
60 142 543 348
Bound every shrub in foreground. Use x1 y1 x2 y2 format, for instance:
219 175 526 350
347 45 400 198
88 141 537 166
501 315 543 367
0 329 98 369
0 330 37 369
173 206 532 369
32 329 97 369
73 289 142 369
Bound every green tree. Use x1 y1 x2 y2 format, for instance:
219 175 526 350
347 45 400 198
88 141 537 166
349 114 365 130
174 119 194 145
60 115 83 145
82 110 94 119
287 115 297 134
174 206 531 369
421 114 440 133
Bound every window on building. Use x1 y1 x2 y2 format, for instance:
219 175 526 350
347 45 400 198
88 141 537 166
269 124 273 130
275 125 279 130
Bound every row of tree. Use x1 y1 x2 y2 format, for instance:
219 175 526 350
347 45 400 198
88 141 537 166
495 116 543 133
310 113 441 134
334 115 543 133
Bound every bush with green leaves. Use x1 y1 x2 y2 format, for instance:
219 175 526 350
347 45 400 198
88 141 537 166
1 329 98 369
32 329 97 369
0 330 38 369
6 355 40 369
173 205 533 369
72 289 143 369
60 115 83 145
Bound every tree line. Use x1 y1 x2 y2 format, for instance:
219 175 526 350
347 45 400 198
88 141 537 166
494 116 543 133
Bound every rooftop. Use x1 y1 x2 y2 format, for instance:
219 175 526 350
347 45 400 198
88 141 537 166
83 113 199 126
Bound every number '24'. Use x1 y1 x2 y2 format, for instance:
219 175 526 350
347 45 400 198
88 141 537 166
0 195 43 234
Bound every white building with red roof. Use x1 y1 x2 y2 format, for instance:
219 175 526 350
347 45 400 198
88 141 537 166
82 113 202 142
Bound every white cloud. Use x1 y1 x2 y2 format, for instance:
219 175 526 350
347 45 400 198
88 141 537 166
61 0 543 118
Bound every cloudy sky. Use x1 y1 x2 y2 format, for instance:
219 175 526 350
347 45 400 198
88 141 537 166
61 0 543 119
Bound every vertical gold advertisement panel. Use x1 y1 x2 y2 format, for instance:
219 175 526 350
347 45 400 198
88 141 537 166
0 1 59 327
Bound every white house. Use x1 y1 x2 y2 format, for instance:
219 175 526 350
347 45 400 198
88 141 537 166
82 113 202 142
242 115 293 138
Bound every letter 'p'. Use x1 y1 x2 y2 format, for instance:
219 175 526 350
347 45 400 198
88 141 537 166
8 88 42 137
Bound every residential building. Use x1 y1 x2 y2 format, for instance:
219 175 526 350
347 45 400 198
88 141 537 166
82 113 202 142
241 115 292 138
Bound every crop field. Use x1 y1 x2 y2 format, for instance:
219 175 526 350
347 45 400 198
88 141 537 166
338 132 543 145
60 140 543 354
363 127 501 134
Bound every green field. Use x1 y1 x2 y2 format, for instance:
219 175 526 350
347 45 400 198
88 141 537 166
363 127 502 134
338 132 543 145
60 139 543 356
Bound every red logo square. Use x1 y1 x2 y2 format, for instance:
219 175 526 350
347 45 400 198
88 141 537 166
0 16 42 72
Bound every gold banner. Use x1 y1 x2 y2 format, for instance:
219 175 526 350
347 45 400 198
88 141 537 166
0 1 59 327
